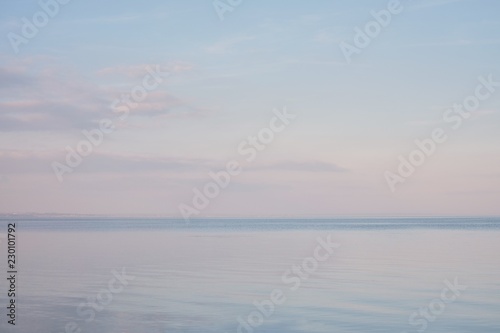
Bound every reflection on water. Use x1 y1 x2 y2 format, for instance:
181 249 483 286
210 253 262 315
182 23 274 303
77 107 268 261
0 218 499 332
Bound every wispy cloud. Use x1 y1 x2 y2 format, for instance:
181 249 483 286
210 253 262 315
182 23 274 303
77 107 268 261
401 39 500 48
408 0 468 11
0 150 213 174
250 161 348 173
313 30 343 45
97 62 193 78
205 35 256 55
0 60 197 131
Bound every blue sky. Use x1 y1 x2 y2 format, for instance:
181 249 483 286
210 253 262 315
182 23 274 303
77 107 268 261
0 0 499 216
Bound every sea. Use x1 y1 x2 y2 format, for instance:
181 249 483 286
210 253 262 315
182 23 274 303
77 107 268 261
0 217 499 333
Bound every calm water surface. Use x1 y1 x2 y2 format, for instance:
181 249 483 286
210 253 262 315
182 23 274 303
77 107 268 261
0 218 499 333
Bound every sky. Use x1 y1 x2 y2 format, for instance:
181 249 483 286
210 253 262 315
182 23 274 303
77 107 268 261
0 0 499 217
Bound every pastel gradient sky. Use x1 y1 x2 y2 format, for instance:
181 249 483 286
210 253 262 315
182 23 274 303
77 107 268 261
0 0 499 217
